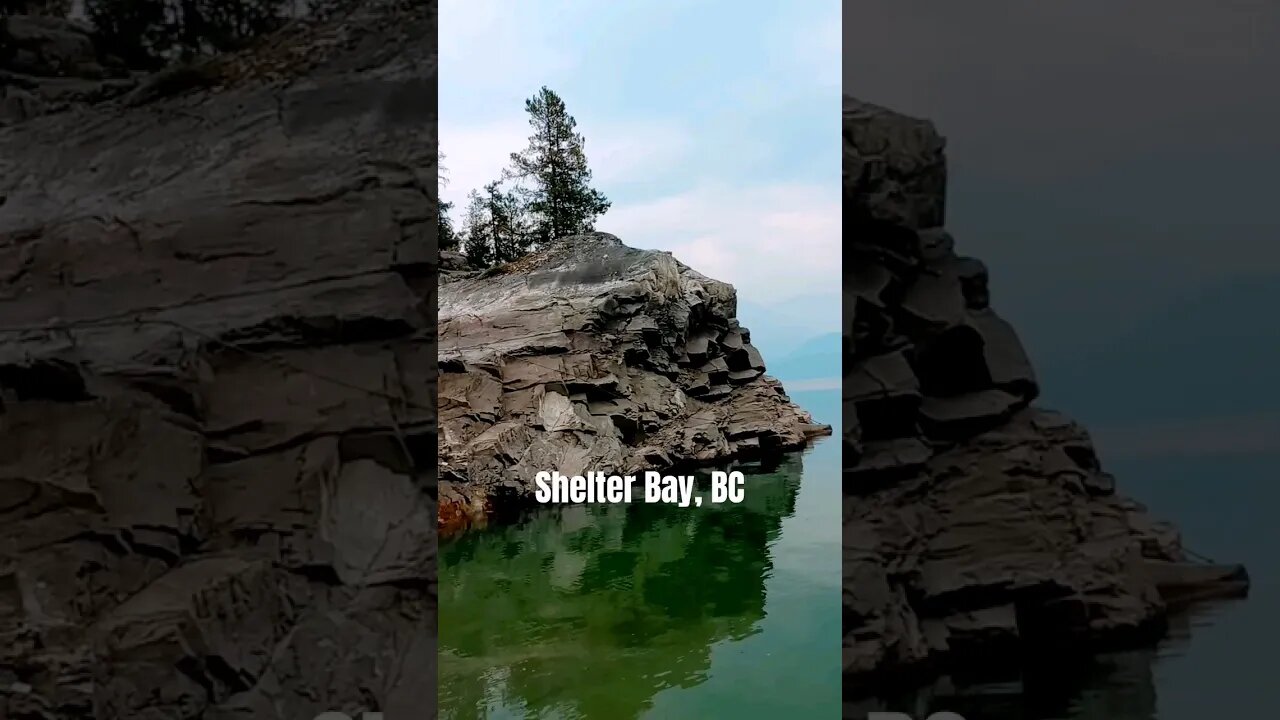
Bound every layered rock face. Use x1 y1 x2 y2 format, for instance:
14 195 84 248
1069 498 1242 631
842 97 1247 697
438 233 829 533
1 4 436 718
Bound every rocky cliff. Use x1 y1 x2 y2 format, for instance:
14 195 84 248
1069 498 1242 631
0 3 436 718
438 233 830 534
842 96 1249 703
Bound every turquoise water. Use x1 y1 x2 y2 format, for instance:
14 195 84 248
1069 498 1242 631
438 390 841 719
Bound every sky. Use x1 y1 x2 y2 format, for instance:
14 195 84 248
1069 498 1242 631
440 0 841 367
844 0 1280 459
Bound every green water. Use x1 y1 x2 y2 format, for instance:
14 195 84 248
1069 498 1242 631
439 390 841 720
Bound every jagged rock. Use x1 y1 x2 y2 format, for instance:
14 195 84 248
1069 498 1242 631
439 248 468 270
438 232 830 529
1 3 435 718
842 96 1248 694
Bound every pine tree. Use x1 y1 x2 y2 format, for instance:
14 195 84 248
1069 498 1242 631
85 0 171 69
190 0 288 57
486 182 529 264
438 150 457 250
507 86 610 247
438 199 456 250
461 182 530 268
460 190 492 268
84 0 288 68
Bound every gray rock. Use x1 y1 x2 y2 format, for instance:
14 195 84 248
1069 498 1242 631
844 97 948 230
1 3 437 718
439 232 830 528
842 95 1248 695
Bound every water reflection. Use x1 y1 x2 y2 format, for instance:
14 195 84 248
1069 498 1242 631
439 456 805 720
848 603 1247 720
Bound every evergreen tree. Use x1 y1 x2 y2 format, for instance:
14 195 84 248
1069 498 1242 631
460 190 492 268
438 199 456 250
303 0 358 20
507 86 610 246
84 0 170 69
84 0 288 68
461 182 530 268
486 182 529 263
186 0 288 58
438 150 457 249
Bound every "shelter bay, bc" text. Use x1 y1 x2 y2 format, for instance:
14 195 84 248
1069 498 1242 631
533 470 746 507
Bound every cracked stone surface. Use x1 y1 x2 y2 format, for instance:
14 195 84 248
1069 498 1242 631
0 3 436 718
437 232 831 534
841 96 1249 703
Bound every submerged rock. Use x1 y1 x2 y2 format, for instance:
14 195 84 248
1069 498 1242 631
438 233 830 532
842 96 1249 694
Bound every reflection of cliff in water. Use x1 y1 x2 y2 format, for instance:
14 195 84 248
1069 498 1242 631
439 455 805 720
849 605 1245 720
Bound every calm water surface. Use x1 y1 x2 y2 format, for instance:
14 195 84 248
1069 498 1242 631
439 390 841 719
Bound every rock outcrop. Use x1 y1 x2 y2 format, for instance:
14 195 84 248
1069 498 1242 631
438 233 830 533
1 3 436 718
842 96 1249 703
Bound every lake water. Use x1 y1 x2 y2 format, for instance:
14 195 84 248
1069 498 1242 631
438 389 842 719
883 453 1278 719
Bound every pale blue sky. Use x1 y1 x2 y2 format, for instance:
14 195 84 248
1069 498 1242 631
440 1 841 363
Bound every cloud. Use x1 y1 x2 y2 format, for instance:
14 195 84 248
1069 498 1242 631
785 10 841 91
585 119 694 188
600 183 840 304
439 0 578 103
438 120 527 209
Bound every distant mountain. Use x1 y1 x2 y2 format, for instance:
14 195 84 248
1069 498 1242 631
1035 274 1280 427
761 332 841 383
737 293 839 363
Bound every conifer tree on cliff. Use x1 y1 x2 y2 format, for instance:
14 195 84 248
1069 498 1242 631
506 86 610 247
438 199 456 250
461 182 528 268
460 191 491 268
438 151 457 250
84 0 289 68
